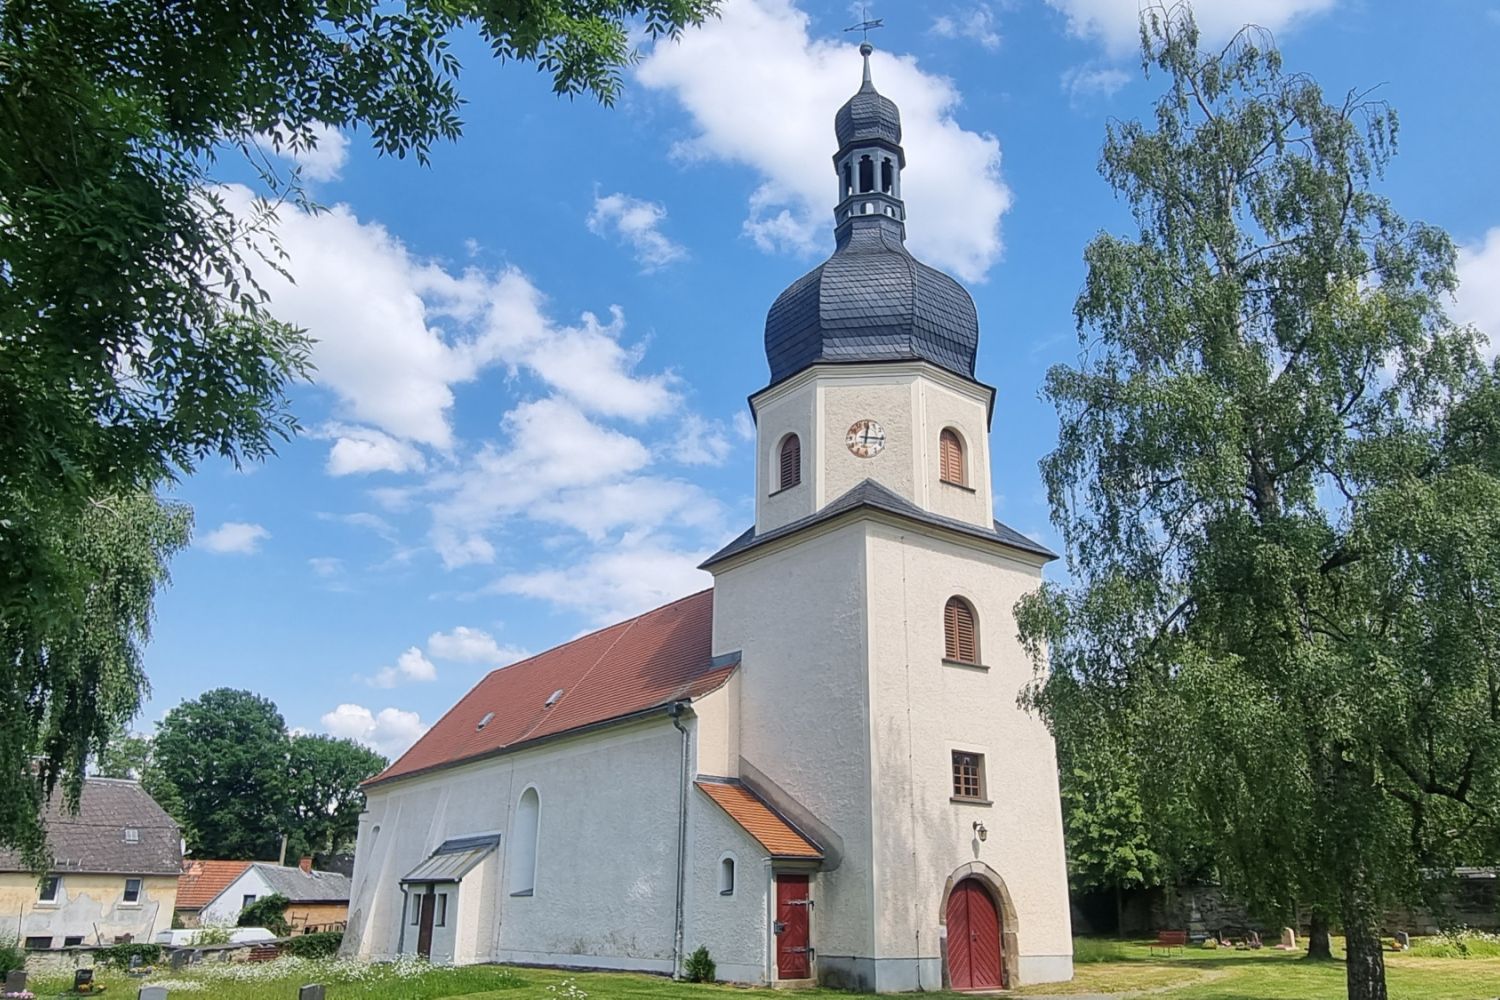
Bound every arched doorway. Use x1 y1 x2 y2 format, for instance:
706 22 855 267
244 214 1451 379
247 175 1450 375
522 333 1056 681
946 877 1004 990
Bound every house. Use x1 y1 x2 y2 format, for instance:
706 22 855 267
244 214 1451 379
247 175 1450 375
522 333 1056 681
175 859 254 928
198 858 352 932
0 777 181 949
343 43 1073 992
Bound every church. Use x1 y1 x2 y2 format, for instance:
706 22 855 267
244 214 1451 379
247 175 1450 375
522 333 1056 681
343 43 1074 992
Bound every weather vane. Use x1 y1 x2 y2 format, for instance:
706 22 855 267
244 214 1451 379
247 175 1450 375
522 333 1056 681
844 4 884 42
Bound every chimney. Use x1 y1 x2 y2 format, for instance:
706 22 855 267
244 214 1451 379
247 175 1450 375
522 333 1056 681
298 856 313 874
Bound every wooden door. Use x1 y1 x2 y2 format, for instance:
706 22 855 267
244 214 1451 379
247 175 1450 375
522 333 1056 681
775 874 811 979
416 892 436 958
947 879 1003 990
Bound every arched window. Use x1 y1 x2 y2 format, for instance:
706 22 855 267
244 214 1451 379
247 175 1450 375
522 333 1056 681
881 158 894 194
859 155 874 193
843 161 853 196
778 435 801 491
511 787 540 896
940 429 967 486
944 597 979 664
719 856 736 896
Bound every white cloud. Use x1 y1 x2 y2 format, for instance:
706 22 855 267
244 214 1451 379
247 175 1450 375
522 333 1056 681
637 0 1012 282
732 411 756 442
528 477 724 542
1044 0 1338 57
495 537 712 625
368 646 438 688
308 557 344 577
320 703 427 760
1456 228 1500 359
669 413 733 466
219 187 677 463
930 5 1002 50
427 627 528 666
199 521 270 555
321 424 427 476
1061 64 1131 103
588 192 689 270
256 122 350 182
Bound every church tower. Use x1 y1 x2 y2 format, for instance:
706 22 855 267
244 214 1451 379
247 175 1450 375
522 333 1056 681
702 44 1074 992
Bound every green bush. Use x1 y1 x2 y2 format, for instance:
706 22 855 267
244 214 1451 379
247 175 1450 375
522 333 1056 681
1406 928 1500 959
683 945 716 983
188 925 233 945
281 931 344 958
0 935 22 975
96 942 162 969
238 893 291 936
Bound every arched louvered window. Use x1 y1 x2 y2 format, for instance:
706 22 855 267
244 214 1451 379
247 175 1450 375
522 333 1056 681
511 787 540 896
940 428 967 486
944 596 979 664
778 434 802 491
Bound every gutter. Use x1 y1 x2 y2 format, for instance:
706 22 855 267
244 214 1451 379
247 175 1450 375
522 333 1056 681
669 701 691 980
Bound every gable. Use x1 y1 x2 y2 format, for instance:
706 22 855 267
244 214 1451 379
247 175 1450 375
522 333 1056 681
368 589 735 787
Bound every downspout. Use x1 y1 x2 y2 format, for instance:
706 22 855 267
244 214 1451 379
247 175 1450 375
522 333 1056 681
669 701 691 980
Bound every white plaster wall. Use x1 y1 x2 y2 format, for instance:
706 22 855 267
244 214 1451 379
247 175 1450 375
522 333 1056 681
347 718 684 972
709 522 875 963
820 377 918 508
199 868 274 926
863 525 1073 985
681 791 771 984
3 874 176 946
915 378 994 527
692 679 739 780
753 381 817 533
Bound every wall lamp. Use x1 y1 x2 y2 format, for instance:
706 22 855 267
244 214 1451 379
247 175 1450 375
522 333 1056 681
972 821 988 842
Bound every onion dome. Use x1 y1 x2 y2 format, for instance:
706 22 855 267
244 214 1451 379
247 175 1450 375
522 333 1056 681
763 43 979 387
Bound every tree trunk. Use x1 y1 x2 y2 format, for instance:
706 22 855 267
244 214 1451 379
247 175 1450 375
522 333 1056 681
1306 911 1333 960
1341 881 1388 1000
1115 884 1125 938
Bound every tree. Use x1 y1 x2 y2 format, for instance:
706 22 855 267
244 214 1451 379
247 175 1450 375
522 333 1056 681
0 494 191 870
94 727 155 781
152 689 291 859
1016 7 1500 1000
238 893 292 937
283 734 387 860
1 0 715 861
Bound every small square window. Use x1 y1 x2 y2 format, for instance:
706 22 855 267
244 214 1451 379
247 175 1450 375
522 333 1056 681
38 875 61 903
24 936 51 950
123 827 140 843
124 878 142 903
64 936 84 947
436 892 448 928
410 895 421 926
951 750 986 801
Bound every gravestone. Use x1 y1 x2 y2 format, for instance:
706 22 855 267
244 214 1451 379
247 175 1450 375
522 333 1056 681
169 948 190 970
4 970 27 993
137 986 169 1000
73 968 94 990
1280 927 1297 950
1394 931 1410 951
298 985 326 1000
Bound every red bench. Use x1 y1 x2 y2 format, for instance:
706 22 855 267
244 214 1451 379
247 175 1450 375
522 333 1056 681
1150 930 1188 956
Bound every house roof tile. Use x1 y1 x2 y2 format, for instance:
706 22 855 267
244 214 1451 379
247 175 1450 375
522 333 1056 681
696 779 823 860
367 589 735 787
0 778 182 876
177 860 255 909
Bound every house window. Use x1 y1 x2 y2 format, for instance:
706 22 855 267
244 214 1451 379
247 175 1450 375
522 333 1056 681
123 878 142 904
64 936 84 947
881 157 894 194
859 154 874 192
24 936 51 950
778 435 801 491
940 429 967 486
38 875 60 903
436 892 448 927
242 894 257 909
719 857 735 896
123 827 140 843
952 750 987 801
511 787 540 896
409 893 421 926
944 596 979 664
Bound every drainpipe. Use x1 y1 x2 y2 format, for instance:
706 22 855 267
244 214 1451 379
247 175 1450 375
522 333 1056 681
669 701 691 979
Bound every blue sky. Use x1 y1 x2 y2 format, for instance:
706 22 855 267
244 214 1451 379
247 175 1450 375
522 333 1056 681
145 0 1500 759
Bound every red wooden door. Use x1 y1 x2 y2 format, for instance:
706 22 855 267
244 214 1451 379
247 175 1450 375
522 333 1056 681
947 879 1003 990
775 874 811 979
416 892 435 958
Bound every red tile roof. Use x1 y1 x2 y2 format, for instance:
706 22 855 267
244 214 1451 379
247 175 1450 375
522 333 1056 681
368 589 734 787
177 860 254 909
696 780 823 859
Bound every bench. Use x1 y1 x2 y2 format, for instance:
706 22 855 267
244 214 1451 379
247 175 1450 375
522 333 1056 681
1150 930 1188 956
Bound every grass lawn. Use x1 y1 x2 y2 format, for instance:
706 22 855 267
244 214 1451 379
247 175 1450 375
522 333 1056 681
20 940 1500 1000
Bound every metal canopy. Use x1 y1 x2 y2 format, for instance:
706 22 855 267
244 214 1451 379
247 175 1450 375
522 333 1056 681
401 834 501 884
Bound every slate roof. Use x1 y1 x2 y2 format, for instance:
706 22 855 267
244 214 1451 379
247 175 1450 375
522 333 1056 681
0 777 182 876
764 215 979 387
401 835 501 884
702 479 1057 570
696 779 823 860
178 860 255 909
835 46 902 149
367 589 737 788
248 863 352 903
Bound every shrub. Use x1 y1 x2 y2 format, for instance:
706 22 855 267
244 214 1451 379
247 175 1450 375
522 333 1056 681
96 942 162 969
683 945 716 983
0 935 22 975
1407 928 1500 959
238 893 291 936
282 931 344 958
188 925 233 946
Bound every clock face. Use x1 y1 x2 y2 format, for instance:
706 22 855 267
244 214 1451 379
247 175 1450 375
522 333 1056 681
846 419 887 458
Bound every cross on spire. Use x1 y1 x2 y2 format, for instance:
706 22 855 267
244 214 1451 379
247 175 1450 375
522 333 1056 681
843 5 884 44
